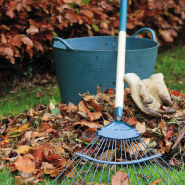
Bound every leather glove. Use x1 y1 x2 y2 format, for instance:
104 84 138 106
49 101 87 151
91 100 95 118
124 73 175 117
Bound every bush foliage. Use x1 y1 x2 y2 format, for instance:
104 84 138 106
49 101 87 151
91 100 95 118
0 0 185 64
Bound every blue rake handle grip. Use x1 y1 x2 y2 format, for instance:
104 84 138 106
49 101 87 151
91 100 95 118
132 27 156 41
51 36 74 50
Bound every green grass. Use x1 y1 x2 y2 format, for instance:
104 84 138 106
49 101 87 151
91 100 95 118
1 46 185 184
0 84 61 116
156 46 185 93
51 163 185 185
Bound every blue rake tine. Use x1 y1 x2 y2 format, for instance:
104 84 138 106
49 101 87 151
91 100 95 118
115 139 117 174
51 136 99 185
107 139 114 184
128 140 150 185
81 137 107 185
134 138 169 185
125 139 140 185
99 139 111 184
131 138 157 182
123 139 131 184
89 138 108 185
121 139 123 171
68 137 105 185
138 138 179 185
139 137 185 182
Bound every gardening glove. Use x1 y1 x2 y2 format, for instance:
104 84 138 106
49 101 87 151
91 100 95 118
124 73 175 117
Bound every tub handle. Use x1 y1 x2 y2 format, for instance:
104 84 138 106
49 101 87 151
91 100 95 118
51 37 74 50
132 28 156 42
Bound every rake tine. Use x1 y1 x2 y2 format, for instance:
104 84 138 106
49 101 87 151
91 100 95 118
138 138 178 185
99 139 111 184
132 138 157 182
121 139 123 171
88 138 108 185
125 139 140 185
123 139 131 184
51 136 100 185
107 139 114 184
63 137 104 185
115 139 117 173
133 138 168 185
139 137 185 182
128 140 150 185
80 137 106 185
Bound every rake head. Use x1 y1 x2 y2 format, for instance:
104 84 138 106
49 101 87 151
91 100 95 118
51 120 185 185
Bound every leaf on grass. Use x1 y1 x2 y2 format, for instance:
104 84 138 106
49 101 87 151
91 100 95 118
7 163 17 172
49 99 55 110
14 145 31 154
111 171 129 185
73 120 102 129
15 156 35 173
86 183 106 185
14 176 35 185
150 179 162 185
51 108 60 115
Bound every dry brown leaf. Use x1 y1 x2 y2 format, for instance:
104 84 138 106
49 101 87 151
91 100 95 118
73 120 102 129
124 138 150 156
3 47 14 56
165 140 173 152
41 162 55 174
14 176 35 185
49 99 55 111
54 145 65 155
21 131 33 142
111 171 129 185
135 122 146 134
14 145 31 154
10 35 22 48
26 25 39 35
81 10 94 19
79 101 95 121
15 156 35 173
86 183 106 185
159 119 168 136
103 120 110 126
93 111 102 120
150 179 162 185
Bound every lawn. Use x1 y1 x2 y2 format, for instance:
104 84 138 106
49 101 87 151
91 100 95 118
0 46 185 184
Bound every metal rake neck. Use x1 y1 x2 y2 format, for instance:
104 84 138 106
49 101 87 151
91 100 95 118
97 119 140 139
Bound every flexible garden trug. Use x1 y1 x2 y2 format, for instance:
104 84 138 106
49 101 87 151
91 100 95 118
51 0 185 184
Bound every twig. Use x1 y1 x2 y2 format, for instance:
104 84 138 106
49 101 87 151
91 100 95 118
167 121 185 125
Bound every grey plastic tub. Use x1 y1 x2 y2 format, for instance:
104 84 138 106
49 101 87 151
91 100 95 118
52 27 159 104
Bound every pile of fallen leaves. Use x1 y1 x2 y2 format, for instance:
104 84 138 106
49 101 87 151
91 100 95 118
0 86 185 184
